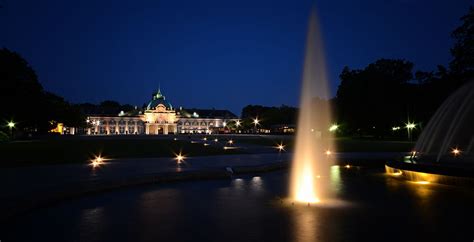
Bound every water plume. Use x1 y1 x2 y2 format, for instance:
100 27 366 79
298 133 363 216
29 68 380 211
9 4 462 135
290 9 334 203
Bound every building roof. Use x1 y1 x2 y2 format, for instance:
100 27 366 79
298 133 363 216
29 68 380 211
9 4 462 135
146 89 173 110
178 108 238 119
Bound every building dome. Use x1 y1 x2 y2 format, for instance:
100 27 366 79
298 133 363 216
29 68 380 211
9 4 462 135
146 89 173 110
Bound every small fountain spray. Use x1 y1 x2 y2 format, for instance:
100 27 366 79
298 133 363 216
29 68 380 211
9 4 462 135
290 9 334 204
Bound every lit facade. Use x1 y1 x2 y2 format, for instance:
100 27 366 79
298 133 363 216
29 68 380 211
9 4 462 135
86 89 238 135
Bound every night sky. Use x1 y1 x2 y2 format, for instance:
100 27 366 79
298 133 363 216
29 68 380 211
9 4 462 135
1 0 471 115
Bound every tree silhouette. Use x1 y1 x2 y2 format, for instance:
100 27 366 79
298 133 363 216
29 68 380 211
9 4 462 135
450 6 474 81
0 48 84 135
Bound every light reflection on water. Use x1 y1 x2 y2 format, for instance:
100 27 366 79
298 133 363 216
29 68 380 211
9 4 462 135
250 176 264 193
330 165 342 194
291 208 319 242
79 207 105 242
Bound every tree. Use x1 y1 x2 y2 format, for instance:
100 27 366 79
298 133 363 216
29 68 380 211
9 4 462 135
0 48 84 135
336 59 414 137
240 104 298 129
450 6 474 81
0 48 45 130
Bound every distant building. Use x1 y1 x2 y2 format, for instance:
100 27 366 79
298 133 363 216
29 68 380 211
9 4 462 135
271 124 296 134
85 89 239 135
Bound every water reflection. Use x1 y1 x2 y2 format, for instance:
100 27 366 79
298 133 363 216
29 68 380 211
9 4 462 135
136 189 182 241
79 207 105 242
330 165 342 194
232 178 245 192
291 208 319 242
250 176 264 193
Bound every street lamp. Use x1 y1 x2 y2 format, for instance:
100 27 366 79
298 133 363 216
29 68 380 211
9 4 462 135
405 122 416 140
7 121 15 139
253 117 260 133
329 124 339 132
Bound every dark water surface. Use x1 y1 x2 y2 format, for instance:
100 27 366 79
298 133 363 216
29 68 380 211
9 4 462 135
2 167 474 242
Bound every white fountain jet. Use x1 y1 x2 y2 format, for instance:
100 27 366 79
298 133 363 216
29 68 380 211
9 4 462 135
290 9 334 204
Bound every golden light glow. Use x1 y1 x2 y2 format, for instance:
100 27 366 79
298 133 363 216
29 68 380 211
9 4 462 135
414 181 430 185
385 165 438 184
223 146 238 150
344 164 351 169
391 171 403 176
235 120 241 127
204 143 210 146
203 137 207 141
228 139 234 145
50 123 64 134
175 153 185 164
90 155 105 168
294 168 320 203
214 138 218 142
253 117 260 125
451 148 461 156
276 143 285 152
392 126 401 131
325 150 332 155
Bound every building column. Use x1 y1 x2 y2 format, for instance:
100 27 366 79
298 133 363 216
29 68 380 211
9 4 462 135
145 124 150 135
163 125 169 135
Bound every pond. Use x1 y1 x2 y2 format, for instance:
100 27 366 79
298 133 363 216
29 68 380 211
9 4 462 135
2 166 474 242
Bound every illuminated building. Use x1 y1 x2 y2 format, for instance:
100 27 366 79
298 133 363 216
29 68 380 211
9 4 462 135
85 89 238 135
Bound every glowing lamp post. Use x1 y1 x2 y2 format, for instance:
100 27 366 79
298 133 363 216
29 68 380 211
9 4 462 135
328 124 339 132
7 121 15 139
405 122 416 140
235 120 241 133
253 117 260 134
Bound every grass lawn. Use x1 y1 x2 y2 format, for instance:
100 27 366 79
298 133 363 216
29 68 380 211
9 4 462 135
0 137 243 167
0 135 415 167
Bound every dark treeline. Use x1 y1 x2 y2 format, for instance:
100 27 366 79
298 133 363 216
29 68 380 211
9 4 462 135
240 105 298 129
78 101 138 116
0 48 84 138
335 6 473 138
241 6 474 139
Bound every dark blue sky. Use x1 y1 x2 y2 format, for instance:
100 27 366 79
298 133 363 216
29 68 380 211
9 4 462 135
1 0 472 115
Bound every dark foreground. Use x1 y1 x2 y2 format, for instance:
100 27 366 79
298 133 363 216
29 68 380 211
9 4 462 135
2 167 474 242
